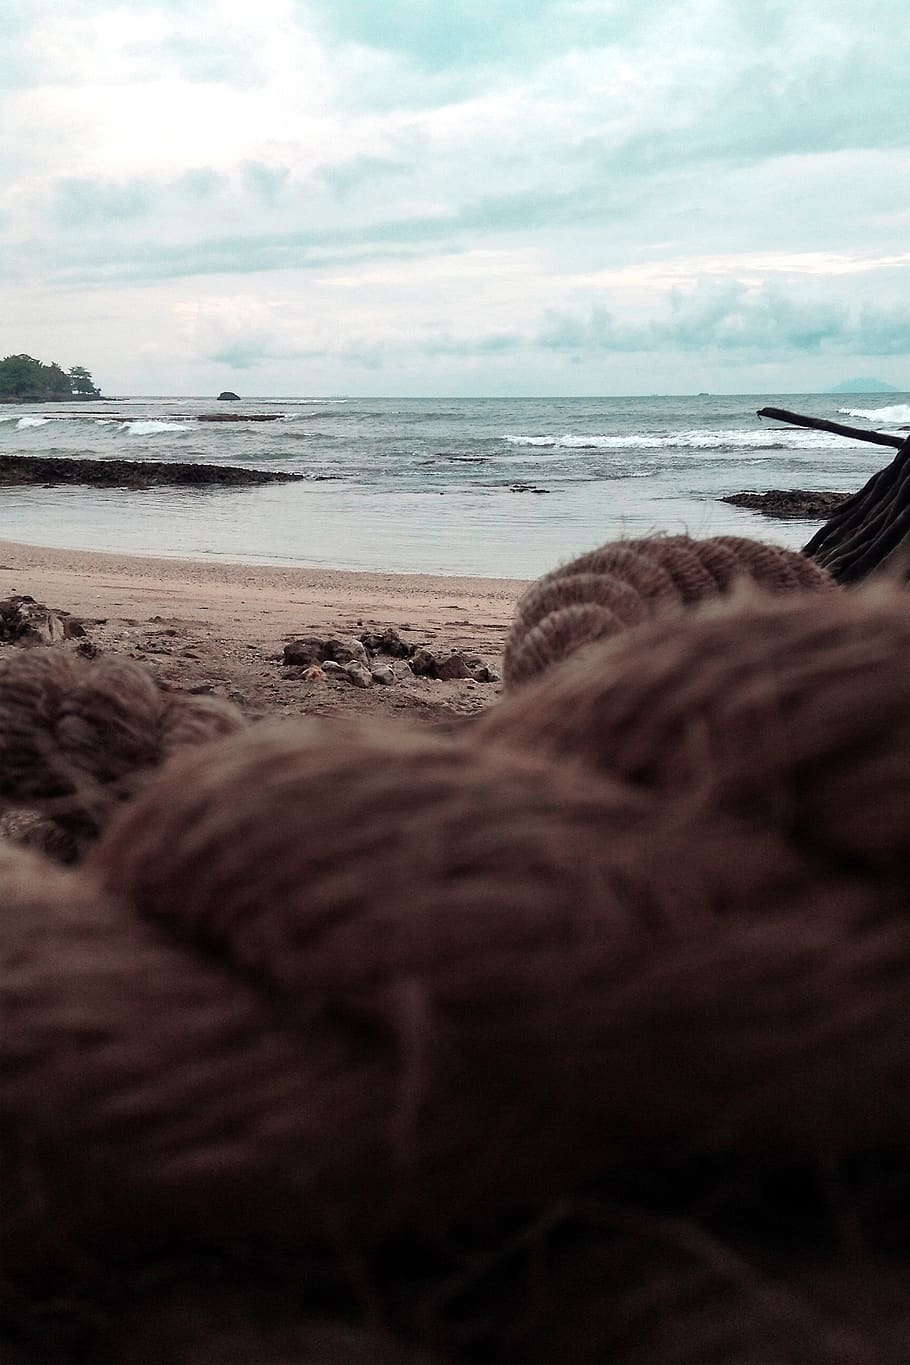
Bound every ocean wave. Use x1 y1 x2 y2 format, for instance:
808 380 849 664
503 428 837 451
837 404 910 425
280 404 349 418
119 420 192 435
16 415 52 429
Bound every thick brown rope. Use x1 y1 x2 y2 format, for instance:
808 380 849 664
0 648 243 854
484 586 910 880
4 567 910 1363
503 533 836 687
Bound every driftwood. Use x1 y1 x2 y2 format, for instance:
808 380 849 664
756 406 904 450
803 436 910 582
756 408 910 584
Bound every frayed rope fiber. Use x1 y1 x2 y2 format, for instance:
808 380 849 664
502 532 836 687
3 544 910 1362
0 648 243 855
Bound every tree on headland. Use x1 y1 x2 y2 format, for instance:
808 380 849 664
68 365 101 397
0 354 101 401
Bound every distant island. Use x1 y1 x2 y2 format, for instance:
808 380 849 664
827 378 901 394
0 353 102 402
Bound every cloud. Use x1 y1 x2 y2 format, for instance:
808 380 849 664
179 167 229 198
241 160 291 202
146 28 271 87
30 225 443 287
538 281 910 357
301 0 572 71
853 305 910 357
53 176 153 224
22 173 629 288
178 295 288 368
2 0 907 396
315 153 414 198
423 330 525 356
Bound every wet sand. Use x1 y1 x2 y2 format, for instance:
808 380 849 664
0 538 529 723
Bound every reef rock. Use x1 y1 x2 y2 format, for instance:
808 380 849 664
0 595 85 646
722 490 851 520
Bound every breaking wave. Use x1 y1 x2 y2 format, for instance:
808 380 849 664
837 404 910 425
503 428 838 451
119 420 192 436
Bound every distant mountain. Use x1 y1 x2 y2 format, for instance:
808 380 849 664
827 377 901 394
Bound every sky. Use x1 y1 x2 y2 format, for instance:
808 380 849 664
1 0 908 397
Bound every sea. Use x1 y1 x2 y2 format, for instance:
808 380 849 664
1 393 908 579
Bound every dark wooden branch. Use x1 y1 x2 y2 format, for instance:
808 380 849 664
757 406 904 450
802 436 910 584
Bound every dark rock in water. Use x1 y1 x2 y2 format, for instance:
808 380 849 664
197 413 280 422
722 489 851 520
217 391 241 401
0 455 302 490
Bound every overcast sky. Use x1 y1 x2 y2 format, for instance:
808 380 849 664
2 0 908 396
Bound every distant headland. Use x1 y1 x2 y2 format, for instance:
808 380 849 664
0 353 101 403
827 378 901 394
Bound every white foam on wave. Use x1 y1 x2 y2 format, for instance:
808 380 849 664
838 404 910 425
503 427 838 451
120 420 191 435
16 415 51 428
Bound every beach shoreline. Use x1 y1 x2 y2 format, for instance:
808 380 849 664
0 538 528 723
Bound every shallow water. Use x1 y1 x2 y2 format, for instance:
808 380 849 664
2 393 906 577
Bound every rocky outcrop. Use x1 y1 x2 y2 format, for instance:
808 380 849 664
408 647 498 683
358 627 415 659
196 413 280 422
0 595 86 646
722 490 851 519
217 391 241 401
0 456 302 489
283 635 369 668
283 629 499 688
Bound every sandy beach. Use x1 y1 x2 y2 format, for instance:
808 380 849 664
0 538 529 722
